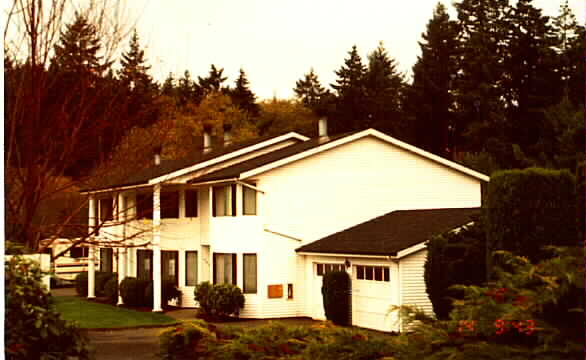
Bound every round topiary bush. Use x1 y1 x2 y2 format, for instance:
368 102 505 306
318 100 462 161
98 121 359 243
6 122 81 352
74 272 88 296
321 270 351 326
6 256 91 359
194 281 244 319
95 271 114 297
145 280 181 308
103 275 119 304
119 277 150 307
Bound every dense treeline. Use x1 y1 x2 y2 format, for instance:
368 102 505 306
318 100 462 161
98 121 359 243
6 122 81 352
4 1 582 250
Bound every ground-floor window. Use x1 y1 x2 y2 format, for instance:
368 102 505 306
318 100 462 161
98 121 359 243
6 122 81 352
70 246 89 259
213 253 236 285
137 249 153 280
162 251 179 285
316 263 345 276
185 251 198 286
356 265 389 282
243 254 257 294
100 248 113 273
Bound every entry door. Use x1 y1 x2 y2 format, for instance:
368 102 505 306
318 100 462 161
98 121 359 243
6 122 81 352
352 264 393 332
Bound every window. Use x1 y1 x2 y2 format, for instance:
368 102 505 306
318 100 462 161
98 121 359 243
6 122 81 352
185 190 198 218
162 251 178 285
100 198 113 222
185 251 198 286
100 248 113 272
136 194 153 220
316 263 345 276
287 284 294 299
356 265 389 282
161 191 179 219
213 253 236 285
212 185 236 216
243 254 257 294
70 246 89 258
137 249 153 280
242 184 257 215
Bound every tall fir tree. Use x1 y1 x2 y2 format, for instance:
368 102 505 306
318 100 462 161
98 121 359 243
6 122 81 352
161 72 177 98
404 3 459 157
364 42 405 137
330 45 367 133
229 68 259 116
177 70 201 106
118 30 155 93
293 68 329 114
198 64 228 97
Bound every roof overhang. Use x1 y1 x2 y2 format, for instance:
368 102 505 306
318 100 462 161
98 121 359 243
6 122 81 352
296 251 393 260
239 129 490 182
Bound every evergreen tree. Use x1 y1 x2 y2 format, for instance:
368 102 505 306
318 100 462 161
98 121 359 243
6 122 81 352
51 12 110 81
293 68 329 114
161 72 177 98
177 70 201 106
229 68 259 116
198 64 228 97
364 42 405 136
118 30 155 93
330 45 367 133
404 3 459 157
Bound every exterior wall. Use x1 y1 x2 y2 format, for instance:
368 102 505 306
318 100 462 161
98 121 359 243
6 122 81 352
256 136 482 244
49 239 90 281
399 248 434 331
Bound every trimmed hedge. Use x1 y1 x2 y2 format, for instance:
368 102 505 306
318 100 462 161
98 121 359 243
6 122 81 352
75 271 116 297
119 277 150 307
103 276 119 304
321 270 350 326
75 272 89 296
486 168 577 271
424 218 486 320
194 281 245 319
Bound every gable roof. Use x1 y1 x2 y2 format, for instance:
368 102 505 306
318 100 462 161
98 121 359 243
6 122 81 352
295 208 481 256
188 128 489 185
81 132 308 193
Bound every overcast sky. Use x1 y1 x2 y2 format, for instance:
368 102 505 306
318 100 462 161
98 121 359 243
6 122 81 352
129 0 584 100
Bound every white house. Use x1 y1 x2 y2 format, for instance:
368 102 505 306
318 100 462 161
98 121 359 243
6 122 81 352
81 120 488 332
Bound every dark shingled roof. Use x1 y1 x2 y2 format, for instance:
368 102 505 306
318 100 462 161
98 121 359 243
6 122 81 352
295 208 481 256
189 131 361 183
82 133 305 192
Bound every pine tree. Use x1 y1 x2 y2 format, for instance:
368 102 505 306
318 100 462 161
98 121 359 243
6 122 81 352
229 68 259 116
330 45 367 133
51 12 110 81
198 64 228 97
161 72 176 98
364 42 405 136
118 30 155 93
293 68 329 113
404 3 460 156
177 70 201 106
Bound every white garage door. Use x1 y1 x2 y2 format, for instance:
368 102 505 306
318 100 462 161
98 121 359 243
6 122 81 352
352 264 393 332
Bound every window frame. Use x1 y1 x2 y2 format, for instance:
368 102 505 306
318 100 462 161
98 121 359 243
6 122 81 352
243 253 257 294
70 246 89 259
316 263 345 276
355 265 390 282
213 253 237 285
160 191 179 219
242 183 257 216
185 251 198 287
212 184 236 217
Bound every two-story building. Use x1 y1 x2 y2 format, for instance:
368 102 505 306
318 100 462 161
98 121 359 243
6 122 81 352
81 120 488 332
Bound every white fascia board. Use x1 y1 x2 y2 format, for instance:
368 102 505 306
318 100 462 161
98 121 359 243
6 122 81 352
185 178 239 187
148 132 309 185
81 183 153 195
394 242 427 259
296 251 391 259
239 129 489 182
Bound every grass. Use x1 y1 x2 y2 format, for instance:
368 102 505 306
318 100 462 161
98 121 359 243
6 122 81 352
53 296 178 329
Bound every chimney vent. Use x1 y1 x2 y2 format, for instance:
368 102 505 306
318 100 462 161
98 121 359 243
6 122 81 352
223 123 232 147
318 117 328 141
154 146 162 165
203 124 212 154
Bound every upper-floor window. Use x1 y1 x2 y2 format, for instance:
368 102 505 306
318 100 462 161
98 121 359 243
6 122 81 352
185 190 198 218
242 183 257 216
99 198 113 222
136 193 153 220
213 185 236 217
161 191 179 219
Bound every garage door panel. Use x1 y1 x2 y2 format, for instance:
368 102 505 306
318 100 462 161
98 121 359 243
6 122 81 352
352 264 393 332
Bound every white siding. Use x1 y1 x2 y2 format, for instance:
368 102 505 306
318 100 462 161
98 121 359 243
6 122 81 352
256 136 482 244
399 248 434 330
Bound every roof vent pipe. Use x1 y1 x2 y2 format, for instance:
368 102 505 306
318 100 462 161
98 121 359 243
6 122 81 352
318 117 328 141
223 123 232 147
203 124 212 154
153 146 162 165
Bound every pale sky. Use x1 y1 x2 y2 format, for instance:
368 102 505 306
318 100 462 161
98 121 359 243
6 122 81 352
126 1 583 100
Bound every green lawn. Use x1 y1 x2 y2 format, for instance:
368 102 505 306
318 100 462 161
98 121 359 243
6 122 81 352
53 296 178 329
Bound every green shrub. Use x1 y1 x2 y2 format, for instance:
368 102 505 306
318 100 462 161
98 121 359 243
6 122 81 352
145 280 182 308
424 219 487 320
95 271 115 297
158 320 213 360
6 256 91 359
194 281 245 319
103 275 119 304
119 277 150 307
486 168 577 270
74 271 88 296
321 271 350 326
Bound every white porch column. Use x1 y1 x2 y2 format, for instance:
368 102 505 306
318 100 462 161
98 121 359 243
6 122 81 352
152 184 163 312
117 193 126 305
88 195 96 299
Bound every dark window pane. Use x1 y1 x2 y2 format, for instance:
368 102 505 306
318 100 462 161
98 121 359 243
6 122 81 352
186 251 198 286
366 266 374 280
243 254 257 294
100 248 113 272
162 251 178 285
185 190 198 217
317 264 323 276
137 250 153 280
357 266 364 280
136 194 153 220
100 199 113 222
161 191 179 219
383 267 390 282
374 267 383 281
